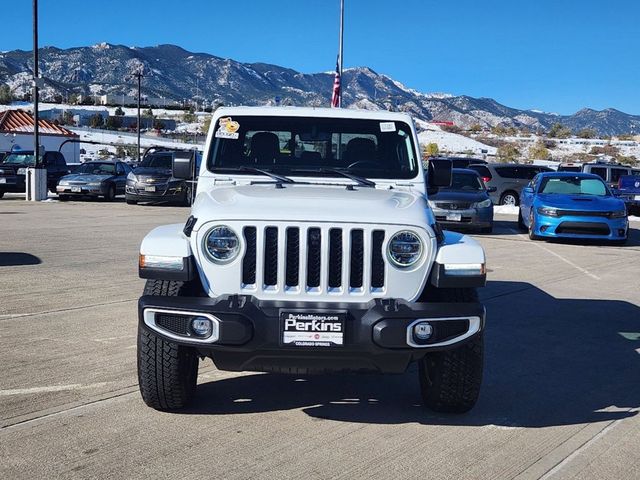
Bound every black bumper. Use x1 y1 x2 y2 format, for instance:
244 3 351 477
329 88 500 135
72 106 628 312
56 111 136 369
138 295 485 374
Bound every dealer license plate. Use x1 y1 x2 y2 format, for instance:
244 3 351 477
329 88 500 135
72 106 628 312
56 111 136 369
145 186 156 192
71 186 81 193
0 178 5 184
17 168 26 175
281 311 345 347
446 213 462 221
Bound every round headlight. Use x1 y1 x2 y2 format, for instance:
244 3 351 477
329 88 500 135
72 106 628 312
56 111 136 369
204 226 240 263
388 231 423 268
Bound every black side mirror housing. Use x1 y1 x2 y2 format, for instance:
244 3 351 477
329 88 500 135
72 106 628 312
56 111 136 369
427 159 452 194
173 151 198 180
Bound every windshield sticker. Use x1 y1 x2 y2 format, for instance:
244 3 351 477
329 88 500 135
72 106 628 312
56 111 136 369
215 117 241 139
379 122 396 132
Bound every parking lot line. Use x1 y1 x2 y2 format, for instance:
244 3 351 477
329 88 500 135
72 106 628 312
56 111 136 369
508 228 601 280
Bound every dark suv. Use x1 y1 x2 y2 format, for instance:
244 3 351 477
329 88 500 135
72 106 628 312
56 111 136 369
468 163 553 205
0 151 70 198
430 156 488 169
125 148 200 206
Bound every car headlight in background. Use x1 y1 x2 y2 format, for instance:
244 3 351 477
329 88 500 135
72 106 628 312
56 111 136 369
204 225 240 263
609 210 627 218
473 199 492 208
387 231 423 268
88 182 102 186
537 206 559 217
127 172 138 182
427 200 437 208
58 180 69 186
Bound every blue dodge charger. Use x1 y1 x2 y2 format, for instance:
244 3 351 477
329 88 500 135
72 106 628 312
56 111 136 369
518 172 628 244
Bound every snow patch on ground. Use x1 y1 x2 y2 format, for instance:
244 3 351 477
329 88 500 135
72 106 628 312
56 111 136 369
493 205 520 215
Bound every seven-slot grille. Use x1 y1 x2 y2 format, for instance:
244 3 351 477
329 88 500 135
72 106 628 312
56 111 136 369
241 225 386 295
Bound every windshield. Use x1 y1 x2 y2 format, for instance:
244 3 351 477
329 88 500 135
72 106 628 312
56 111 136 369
444 172 484 191
2 153 35 166
539 176 609 196
208 115 419 180
139 153 173 169
76 162 116 175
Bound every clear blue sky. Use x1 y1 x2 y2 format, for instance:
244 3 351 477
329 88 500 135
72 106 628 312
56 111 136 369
4 0 639 115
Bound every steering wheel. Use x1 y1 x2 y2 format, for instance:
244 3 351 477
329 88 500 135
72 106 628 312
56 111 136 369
347 160 378 169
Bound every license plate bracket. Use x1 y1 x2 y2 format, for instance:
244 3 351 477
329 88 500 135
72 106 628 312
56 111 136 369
145 186 156 192
446 213 462 221
281 311 345 347
71 186 81 193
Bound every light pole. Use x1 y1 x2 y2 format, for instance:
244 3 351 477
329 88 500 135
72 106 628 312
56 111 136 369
27 0 47 201
126 66 144 163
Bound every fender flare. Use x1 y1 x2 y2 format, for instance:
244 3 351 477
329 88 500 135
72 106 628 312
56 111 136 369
139 224 195 281
430 231 486 288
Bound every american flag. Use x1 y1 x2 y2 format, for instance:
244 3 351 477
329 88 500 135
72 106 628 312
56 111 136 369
331 58 341 108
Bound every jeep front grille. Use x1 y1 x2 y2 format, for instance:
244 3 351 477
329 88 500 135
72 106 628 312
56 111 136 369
240 225 386 295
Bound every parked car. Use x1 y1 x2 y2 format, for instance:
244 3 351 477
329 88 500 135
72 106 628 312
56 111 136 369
56 160 132 201
428 168 495 233
468 163 554 205
126 148 201 206
0 150 70 198
518 172 628 244
429 156 488 169
613 175 640 216
558 161 634 188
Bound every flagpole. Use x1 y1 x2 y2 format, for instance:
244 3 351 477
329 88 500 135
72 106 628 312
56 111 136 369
338 0 344 107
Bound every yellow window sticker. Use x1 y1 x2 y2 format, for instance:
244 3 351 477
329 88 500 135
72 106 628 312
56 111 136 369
215 117 240 139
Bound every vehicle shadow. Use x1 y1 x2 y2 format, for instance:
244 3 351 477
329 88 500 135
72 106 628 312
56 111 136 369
182 281 640 427
0 252 41 266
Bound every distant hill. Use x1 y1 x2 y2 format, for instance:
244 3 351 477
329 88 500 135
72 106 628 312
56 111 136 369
2 43 640 135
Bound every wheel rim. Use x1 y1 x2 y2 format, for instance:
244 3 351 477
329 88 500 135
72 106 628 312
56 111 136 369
502 194 517 206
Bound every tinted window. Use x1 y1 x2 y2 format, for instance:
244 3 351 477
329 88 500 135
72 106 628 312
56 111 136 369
611 168 630 183
539 176 608 196
589 167 607 180
140 153 173 169
444 172 484 191
494 167 519 179
76 162 116 175
469 165 491 179
208 116 419 180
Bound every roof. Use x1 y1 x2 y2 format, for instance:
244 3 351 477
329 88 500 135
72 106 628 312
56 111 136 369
0 109 78 137
537 171 603 178
214 106 415 123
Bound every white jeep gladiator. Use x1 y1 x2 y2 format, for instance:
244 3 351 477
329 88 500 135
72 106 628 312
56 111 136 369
137 106 487 413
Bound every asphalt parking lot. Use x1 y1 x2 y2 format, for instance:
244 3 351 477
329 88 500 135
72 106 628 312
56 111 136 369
1 196 640 480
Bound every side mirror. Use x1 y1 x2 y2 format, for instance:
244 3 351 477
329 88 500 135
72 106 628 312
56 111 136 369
427 159 452 194
487 186 497 193
173 151 198 180
523 187 534 194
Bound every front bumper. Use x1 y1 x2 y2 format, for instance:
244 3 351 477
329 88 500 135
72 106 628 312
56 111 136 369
432 206 493 230
126 182 186 203
57 184 105 197
0 175 25 192
533 213 628 240
138 295 485 374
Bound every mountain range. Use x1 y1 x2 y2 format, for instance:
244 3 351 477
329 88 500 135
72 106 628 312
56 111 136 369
1 43 639 135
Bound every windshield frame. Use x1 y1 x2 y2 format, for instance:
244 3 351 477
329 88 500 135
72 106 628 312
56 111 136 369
206 115 421 181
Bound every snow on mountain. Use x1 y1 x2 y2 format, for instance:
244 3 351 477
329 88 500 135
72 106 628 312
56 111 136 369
1 44 639 135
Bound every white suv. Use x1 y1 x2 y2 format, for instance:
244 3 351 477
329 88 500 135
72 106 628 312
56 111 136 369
136 107 487 413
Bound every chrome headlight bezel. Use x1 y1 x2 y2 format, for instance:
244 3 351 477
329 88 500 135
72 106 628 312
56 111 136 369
203 225 241 264
387 230 424 269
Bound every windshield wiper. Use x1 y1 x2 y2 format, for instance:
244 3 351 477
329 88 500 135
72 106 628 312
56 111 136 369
291 168 375 188
214 167 295 185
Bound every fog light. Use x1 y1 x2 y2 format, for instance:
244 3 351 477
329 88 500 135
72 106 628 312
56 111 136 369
413 322 433 340
191 317 213 338
618 229 626 236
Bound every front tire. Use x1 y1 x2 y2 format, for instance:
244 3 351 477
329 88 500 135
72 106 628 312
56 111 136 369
528 210 540 240
104 184 116 202
126 198 138 205
137 279 199 411
417 287 483 413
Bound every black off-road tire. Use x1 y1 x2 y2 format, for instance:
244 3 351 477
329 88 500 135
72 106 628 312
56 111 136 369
137 279 199 411
0 190 6 199
418 287 483 413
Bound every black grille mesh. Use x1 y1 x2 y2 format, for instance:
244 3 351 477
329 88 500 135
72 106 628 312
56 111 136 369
371 230 385 288
328 229 343 288
285 228 300 287
242 227 257 285
306 228 322 288
156 314 191 336
264 227 278 286
350 230 364 288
